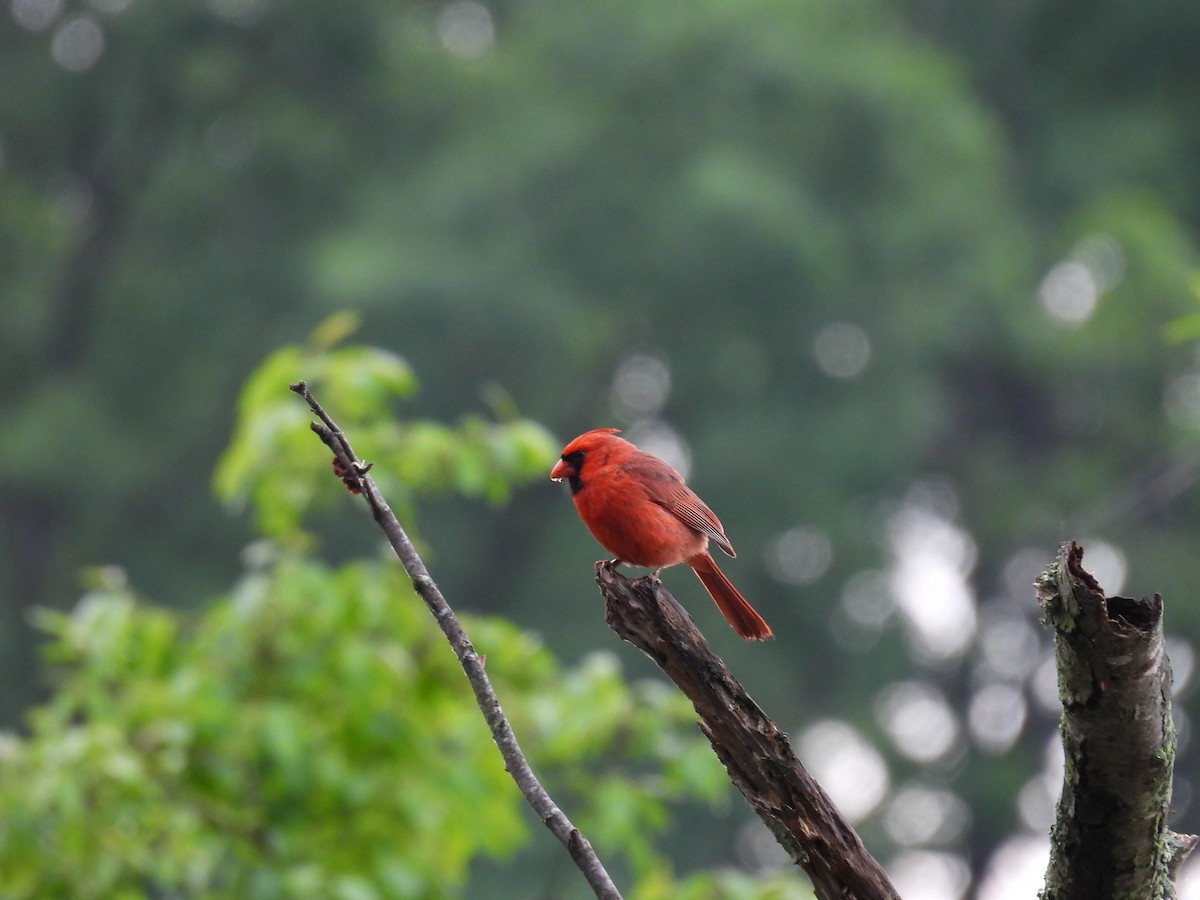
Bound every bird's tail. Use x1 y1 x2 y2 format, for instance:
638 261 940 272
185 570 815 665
688 553 773 641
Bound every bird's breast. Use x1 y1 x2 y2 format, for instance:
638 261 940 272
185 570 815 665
573 475 706 568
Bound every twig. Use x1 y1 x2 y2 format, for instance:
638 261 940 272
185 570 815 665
1036 540 1197 899
289 381 622 900
596 565 900 900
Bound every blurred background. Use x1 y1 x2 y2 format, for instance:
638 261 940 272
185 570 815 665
3 0 1200 896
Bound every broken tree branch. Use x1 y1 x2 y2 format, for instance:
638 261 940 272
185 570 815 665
596 565 900 900
1036 540 1196 899
290 381 621 900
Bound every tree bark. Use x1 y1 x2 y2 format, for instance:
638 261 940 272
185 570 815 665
1036 540 1196 899
596 564 900 900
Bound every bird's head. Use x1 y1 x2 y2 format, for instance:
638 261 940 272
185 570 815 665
550 427 625 493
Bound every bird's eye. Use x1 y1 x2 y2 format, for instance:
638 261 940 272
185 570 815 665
563 450 585 470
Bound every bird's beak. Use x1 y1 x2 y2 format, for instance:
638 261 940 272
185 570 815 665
550 458 574 483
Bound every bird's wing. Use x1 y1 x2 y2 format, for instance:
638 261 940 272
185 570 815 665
638 465 736 558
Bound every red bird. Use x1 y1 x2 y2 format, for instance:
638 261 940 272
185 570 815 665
550 428 772 641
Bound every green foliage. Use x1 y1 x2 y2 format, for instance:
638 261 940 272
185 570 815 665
4 560 527 897
214 317 559 540
0 562 765 897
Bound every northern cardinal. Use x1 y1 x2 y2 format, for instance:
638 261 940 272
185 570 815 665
550 428 772 641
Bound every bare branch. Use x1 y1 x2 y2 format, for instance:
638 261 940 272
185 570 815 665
596 564 900 900
1036 540 1197 899
289 382 622 900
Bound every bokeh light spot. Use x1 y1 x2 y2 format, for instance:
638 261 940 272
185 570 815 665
888 850 971 900
1018 775 1056 832
875 681 960 764
884 785 970 847
841 569 895 628
610 353 670 417
814 321 871 379
887 502 978 663
967 682 1027 754
51 14 104 71
977 836 1050 900
436 1 495 59
1170 637 1195 698
765 524 832 585
1040 260 1097 325
798 720 889 822
1038 234 1124 327
1073 233 1125 291
976 616 1041 682
1078 538 1126 595
1176 854 1200 900
1016 734 1065 832
12 0 62 30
